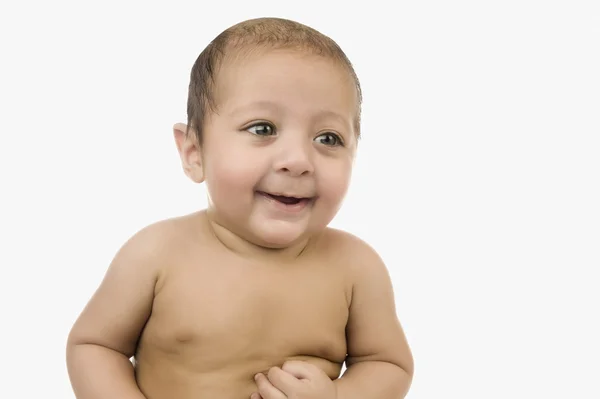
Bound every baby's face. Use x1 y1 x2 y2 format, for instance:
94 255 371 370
201 49 359 248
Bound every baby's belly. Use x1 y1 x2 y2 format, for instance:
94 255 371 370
134 350 343 399
135 257 350 399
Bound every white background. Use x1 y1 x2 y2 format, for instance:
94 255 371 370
1 1 599 398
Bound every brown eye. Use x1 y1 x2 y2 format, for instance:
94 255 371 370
315 132 342 147
247 123 275 136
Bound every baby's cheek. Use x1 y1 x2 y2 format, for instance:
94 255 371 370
226 165 263 193
322 170 352 203
205 166 261 216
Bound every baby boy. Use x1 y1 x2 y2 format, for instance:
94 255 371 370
66 17 414 399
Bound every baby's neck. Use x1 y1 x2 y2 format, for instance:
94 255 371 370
200 210 315 263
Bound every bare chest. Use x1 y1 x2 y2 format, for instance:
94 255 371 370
140 258 350 368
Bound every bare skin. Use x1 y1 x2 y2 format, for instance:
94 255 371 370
66 211 412 399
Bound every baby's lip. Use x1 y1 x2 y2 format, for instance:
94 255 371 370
258 191 314 200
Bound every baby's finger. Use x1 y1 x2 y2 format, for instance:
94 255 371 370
267 366 301 394
255 373 286 399
281 360 319 380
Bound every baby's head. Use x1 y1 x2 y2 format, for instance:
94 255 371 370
175 17 362 250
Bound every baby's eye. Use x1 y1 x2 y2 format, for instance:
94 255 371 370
314 132 343 147
247 123 275 136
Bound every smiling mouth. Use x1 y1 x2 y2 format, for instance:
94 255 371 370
257 191 313 205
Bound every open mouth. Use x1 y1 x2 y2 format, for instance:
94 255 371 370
258 191 312 206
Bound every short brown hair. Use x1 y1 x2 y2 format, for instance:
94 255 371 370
186 17 362 143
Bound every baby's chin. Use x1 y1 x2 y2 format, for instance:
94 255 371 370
247 219 314 249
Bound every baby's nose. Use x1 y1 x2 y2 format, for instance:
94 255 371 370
274 146 314 177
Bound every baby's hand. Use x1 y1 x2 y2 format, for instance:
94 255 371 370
251 360 337 399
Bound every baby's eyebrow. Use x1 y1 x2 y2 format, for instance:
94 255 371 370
228 101 282 116
313 109 351 126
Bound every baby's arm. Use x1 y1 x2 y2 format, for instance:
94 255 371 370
335 237 414 399
66 223 166 399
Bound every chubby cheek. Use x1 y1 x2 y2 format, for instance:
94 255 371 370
317 162 353 213
204 154 263 208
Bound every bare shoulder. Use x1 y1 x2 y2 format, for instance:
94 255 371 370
113 217 176 277
320 227 387 277
122 212 203 264
130 212 199 245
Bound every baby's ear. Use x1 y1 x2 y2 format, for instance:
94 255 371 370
173 123 204 183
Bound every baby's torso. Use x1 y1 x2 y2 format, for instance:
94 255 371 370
134 223 351 399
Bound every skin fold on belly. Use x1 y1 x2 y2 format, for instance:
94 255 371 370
135 353 343 399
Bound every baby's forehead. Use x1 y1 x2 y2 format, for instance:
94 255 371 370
214 46 358 100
